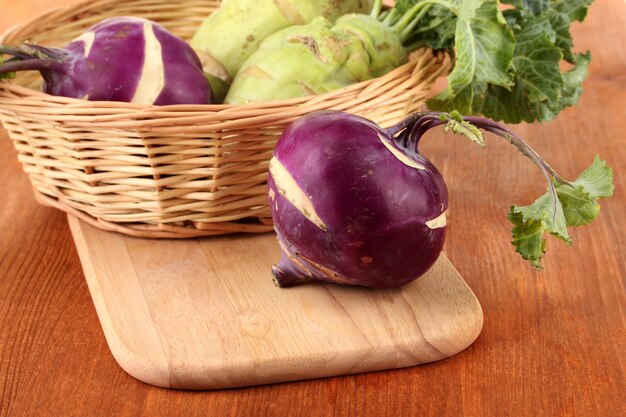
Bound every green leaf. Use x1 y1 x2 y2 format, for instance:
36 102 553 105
502 0 550 16
403 4 457 50
427 0 515 115
511 190 571 244
395 0 420 14
549 0 593 62
475 18 591 123
503 0 592 61
509 16 562 103
507 210 546 268
401 0 596 123
556 185 600 226
569 155 614 198
508 157 613 268
476 15 562 123
556 155 614 226
550 52 590 110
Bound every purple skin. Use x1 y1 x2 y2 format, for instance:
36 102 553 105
268 111 448 289
0 17 211 105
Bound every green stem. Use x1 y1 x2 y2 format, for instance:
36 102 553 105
403 39 430 51
370 0 383 18
392 2 430 33
402 19 448 51
400 4 433 42
410 18 446 35
382 8 399 26
391 0 456 34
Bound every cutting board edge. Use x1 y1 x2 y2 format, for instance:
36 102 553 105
69 215 174 387
95 332 484 390
92 303 484 390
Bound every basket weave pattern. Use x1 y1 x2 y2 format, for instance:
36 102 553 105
0 0 451 238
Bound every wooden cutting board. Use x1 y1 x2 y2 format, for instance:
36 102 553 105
67 214 483 390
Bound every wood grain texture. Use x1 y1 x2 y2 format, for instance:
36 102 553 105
66 216 482 389
1 0 625 416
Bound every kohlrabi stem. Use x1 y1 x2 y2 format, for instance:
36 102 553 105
403 39 430 51
404 17 446 38
383 8 399 25
463 116 567 184
370 0 383 18
400 4 433 42
389 112 567 223
0 58 65 74
411 117 445 145
469 121 561 220
0 44 66 60
386 112 423 137
0 44 68 75
392 2 431 34
22 44 67 59
0 46 36 60
391 0 455 35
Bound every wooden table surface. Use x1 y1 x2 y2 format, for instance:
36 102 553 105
1 1 624 416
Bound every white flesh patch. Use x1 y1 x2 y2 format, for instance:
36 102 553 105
194 49 232 83
425 211 447 229
74 31 96 58
131 22 165 105
269 157 327 231
377 133 426 170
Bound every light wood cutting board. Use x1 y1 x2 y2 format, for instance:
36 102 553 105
68 214 483 390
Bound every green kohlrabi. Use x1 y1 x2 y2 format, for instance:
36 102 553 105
224 12 408 104
225 0 455 104
190 0 372 95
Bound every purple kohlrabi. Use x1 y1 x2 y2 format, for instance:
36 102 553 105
268 111 448 289
0 16 211 105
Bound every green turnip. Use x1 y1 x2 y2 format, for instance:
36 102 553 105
190 0 372 91
224 0 416 104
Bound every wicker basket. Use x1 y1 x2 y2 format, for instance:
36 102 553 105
0 0 451 238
